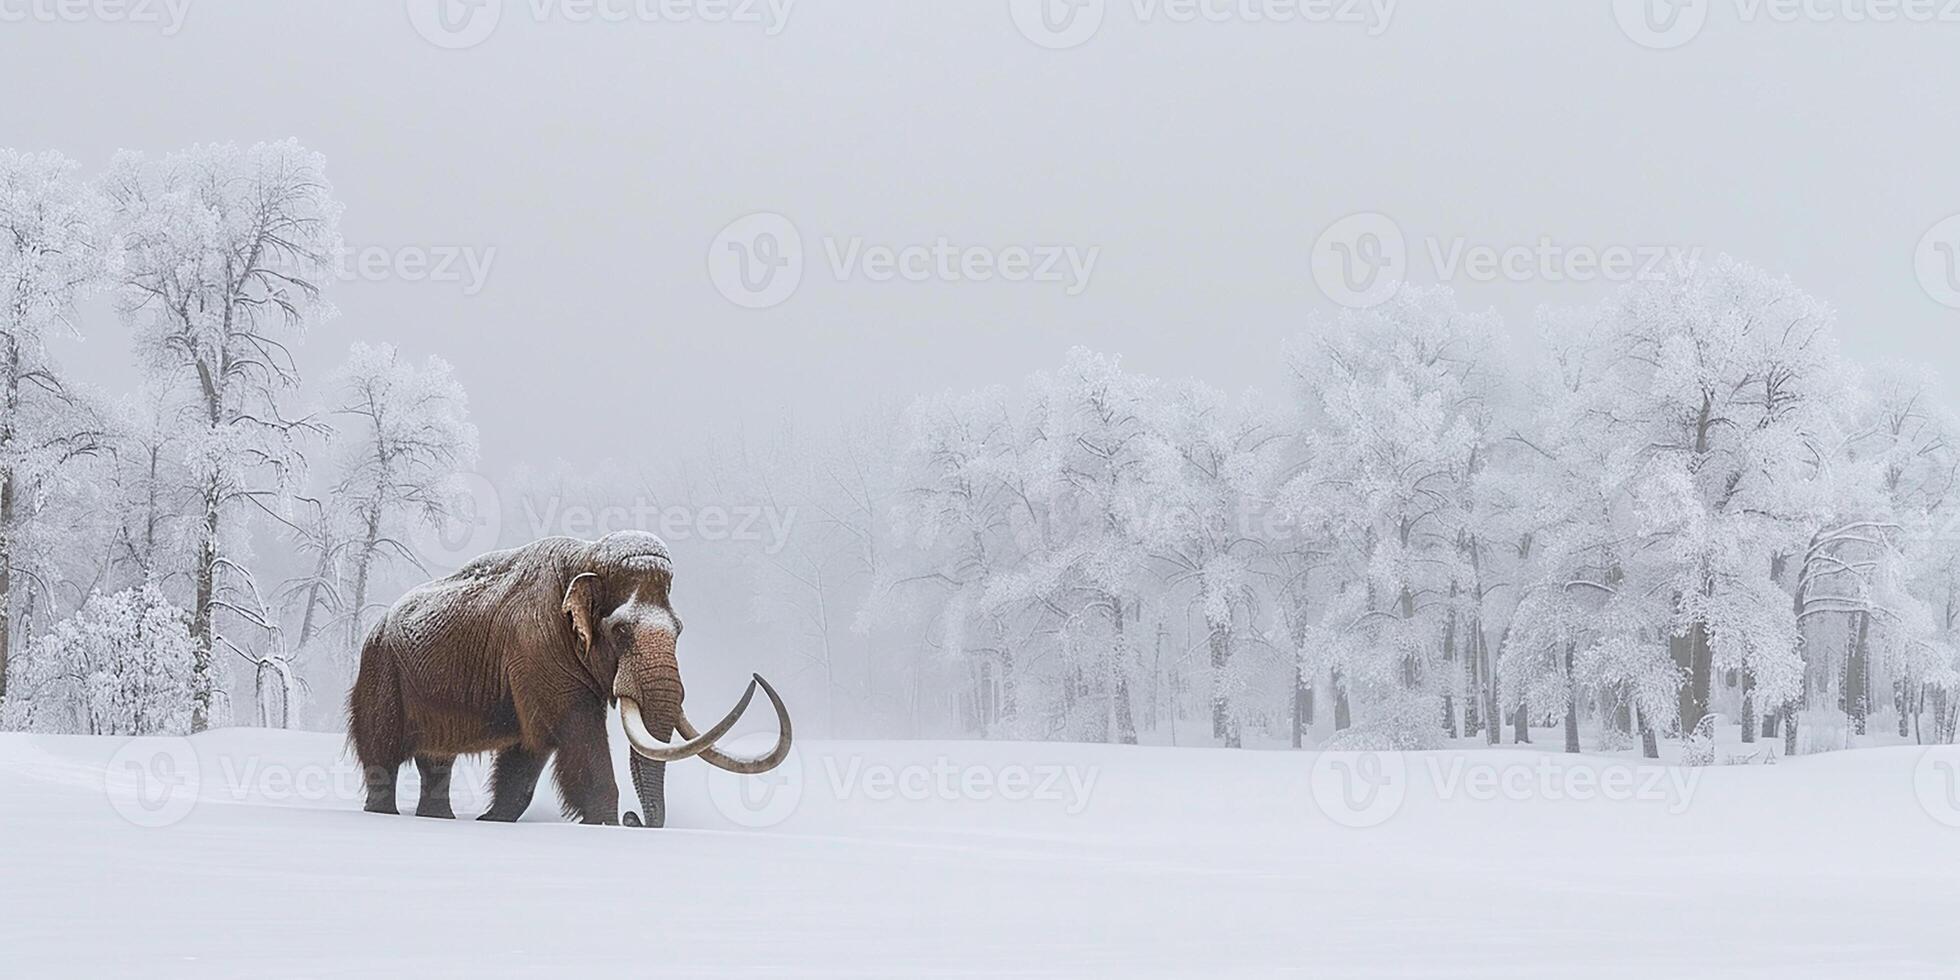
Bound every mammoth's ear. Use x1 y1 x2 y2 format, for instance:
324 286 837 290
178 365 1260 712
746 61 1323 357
561 572 602 651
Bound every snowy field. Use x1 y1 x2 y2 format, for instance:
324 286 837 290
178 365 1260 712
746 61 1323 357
6 730 1960 978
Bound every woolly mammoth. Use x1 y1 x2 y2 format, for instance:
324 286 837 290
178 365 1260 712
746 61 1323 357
347 531 791 827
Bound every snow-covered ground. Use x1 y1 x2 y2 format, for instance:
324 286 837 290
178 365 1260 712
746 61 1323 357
6 730 1960 978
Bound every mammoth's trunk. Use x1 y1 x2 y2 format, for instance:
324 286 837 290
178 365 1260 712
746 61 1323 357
629 752 668 830
623 663 682 828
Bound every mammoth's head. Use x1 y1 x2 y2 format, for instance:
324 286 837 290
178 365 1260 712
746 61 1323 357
560 531 791 823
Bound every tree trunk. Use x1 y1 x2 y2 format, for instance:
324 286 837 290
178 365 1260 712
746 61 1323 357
347 507 383 669
1480 628 1500 746
189 486 220 733
1292 668 1312 749
0 331 18 708
1674 397 1718 736
1209 621 1238 747
1441 601 1460 739
1562 643 1580 754
1290 608 1312 748
1846 610 1870 736
0 457 13 709
1668 616 1712 737
999 641 1017 726
1332 666 1352 731
1513 697 1530 744
1635 702 1660 759
295 540 336 649
1740 668 1757 744
1110 597 1137 745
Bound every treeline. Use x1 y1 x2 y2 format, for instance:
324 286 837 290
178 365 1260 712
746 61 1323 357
0 143 477 735
834 261 1958 756
7 140 1954 758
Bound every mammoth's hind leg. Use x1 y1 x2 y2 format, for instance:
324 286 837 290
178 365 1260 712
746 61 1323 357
478 745 548 822
413 755 457 819
349 633 406 816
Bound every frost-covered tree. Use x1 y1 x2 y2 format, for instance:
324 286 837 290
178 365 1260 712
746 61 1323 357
1496 305 1679 756
879 386 1031 735
0 149 115 713
1140 377 1282 747
1277 287 1499 748
1581 256 1851 739
106 140 342 731
328 342 477 662
1817 363 1960 742
1 581 194 735
997 349 1159 743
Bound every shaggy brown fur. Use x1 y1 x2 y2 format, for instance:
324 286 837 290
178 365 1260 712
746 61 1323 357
348 531 685 826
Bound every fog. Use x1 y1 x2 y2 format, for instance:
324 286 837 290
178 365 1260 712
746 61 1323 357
8 0 1955 475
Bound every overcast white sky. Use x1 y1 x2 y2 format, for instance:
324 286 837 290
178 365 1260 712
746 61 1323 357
7 0 1958 476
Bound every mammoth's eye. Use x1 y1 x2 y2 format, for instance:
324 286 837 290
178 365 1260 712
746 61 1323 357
611 622 631 642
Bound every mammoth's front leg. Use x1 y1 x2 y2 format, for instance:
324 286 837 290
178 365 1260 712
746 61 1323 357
551 705 620 826
478 745 548 822
414 755 456 819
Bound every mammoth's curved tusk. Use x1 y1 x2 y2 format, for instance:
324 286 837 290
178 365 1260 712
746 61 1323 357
616 680 756 763
674 673 793 775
